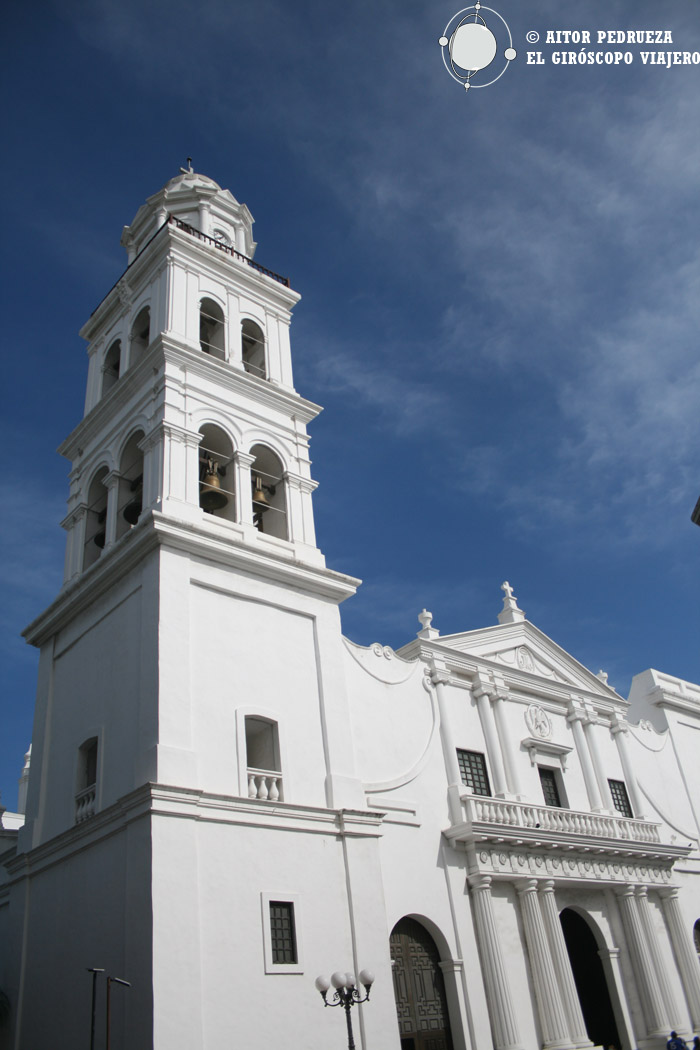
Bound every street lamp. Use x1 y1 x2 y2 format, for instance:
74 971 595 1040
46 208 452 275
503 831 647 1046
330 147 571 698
105 976 131 1050
315 969 374 1050
86 967 105 1050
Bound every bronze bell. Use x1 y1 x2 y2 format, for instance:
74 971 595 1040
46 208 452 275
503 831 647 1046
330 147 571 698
252 475 269 509
200 459 228 513
123 475 143 525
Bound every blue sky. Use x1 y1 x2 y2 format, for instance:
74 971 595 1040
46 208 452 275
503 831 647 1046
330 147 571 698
1 0 698 810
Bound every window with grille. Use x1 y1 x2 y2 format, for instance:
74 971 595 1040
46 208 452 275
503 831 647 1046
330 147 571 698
269 902 297 964
608 779 633 818
538 767 562 807
457 749 491 796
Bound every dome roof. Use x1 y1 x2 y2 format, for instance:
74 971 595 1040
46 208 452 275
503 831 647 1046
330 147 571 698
161 170 222 194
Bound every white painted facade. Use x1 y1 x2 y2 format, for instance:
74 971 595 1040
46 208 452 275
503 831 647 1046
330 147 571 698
1 171 698 1050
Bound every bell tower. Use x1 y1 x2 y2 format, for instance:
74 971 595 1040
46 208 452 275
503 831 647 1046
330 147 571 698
7 170 372 1050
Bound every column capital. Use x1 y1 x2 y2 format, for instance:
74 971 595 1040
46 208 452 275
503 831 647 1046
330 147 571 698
609 712 629 736
468 872 492 893
284 471 318 494
566 698 587 724
516 877 539 896
472 671 496 700
658 886 680 901
234 450 256 469
431 667 451 686
103 470 122 490
539 879 556 894
614 883 638 899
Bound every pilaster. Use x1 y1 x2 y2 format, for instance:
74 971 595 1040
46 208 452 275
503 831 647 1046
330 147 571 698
516 880 574 1049
566 701 604 812
234 451 256 526
432 665 464 825
538 881 592 1047
615 885 669 1037
472 674 507 798
468 874 524 1050
659 889 700 1030
610 714 645 818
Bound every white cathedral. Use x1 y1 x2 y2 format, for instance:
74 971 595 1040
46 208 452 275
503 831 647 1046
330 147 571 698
0 170 698 1050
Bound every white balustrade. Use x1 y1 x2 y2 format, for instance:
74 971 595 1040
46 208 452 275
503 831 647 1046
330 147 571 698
463 794 660 843
75 785 96 823
247 768 283 802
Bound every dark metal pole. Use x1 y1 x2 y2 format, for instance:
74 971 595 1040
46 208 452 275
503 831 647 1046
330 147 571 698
106 977 112 1050
87 967 104 1050
343 993 356 1050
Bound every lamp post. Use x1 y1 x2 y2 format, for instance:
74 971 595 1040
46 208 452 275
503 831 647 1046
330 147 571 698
315 969 374 1050
105 976 131 1050
86 967 105 1050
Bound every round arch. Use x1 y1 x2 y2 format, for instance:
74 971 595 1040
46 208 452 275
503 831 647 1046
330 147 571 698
389 916 454 1050
559 906 621 1049
249 443 287 539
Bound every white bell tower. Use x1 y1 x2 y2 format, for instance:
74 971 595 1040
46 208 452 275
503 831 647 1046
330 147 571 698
8 171 377 1050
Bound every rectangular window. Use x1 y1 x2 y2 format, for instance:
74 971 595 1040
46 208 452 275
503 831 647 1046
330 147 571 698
269 902 297 964
538 767 562 807
609 779 633 818
261 892 303 973
457 749 491 797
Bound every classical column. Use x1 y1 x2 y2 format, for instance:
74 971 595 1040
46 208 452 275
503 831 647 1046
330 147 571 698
609 714 645 818
581 710 614 811
284 472 318 547
615 885 669 1037
103 471 121 550
472 676 507 797
659 888 700 1030
234 451 256 526
635 887 682 1027
566 702 603 811
492 690 522 798
468 874 523 1050
516 880 574 1050
432 669 464 824
538 881 592 1048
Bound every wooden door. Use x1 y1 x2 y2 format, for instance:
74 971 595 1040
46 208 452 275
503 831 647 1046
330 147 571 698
390 918 454 1050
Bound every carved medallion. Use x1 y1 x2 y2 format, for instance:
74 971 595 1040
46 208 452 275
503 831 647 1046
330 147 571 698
525 704 553 740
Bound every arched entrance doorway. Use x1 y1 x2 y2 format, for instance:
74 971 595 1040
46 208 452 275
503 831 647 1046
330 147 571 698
389 917 454 1050
560 908 621 1049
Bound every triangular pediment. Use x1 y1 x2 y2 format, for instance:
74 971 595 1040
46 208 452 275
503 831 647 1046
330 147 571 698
433 621 622 698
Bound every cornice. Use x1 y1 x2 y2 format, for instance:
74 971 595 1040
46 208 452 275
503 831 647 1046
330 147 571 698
23 510 360 646
3 784 383 885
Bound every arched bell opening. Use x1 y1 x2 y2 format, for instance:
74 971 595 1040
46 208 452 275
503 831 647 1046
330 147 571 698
198 425 236 522
83 467 109 569
116 430 145 541
101 339 121 398
249 444 286 539
129 306 150 367
694 918 700 960
199 297 226 360
559 907 622 1050
241 319 267 379
389 917 455 1050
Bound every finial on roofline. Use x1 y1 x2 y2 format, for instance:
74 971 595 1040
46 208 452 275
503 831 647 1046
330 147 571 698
417 608 440 640
498 580 525 625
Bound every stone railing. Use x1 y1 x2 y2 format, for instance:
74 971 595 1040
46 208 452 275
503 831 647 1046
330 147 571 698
463 794 660 844
247 768 283 802
75 785 96 823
